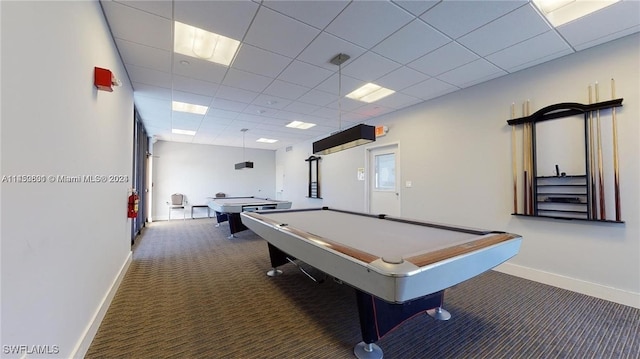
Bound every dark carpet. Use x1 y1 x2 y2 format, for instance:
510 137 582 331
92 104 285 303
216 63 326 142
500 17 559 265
86 219 639 358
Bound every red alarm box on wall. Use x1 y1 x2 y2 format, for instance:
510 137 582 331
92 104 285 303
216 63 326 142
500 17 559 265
94 67 114 92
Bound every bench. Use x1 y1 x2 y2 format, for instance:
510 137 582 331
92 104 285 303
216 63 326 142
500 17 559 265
191 205 210 219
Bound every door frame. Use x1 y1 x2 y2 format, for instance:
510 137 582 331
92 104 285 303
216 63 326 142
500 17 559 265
364 142 401 215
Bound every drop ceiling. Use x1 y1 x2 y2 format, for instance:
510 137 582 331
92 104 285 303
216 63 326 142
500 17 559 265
100 0 640 150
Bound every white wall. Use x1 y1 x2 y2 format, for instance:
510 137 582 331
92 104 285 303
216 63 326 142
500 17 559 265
276 33 640 308
152 141 276 220
1 2 134 358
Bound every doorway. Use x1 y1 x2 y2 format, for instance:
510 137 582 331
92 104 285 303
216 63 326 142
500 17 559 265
367 144 400 216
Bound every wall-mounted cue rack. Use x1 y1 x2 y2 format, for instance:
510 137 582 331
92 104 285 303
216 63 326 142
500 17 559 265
305 155 322 199
507 80 624 223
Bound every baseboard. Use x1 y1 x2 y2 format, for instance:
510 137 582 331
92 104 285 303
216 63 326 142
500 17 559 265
493 262 640 309
70 251 132 358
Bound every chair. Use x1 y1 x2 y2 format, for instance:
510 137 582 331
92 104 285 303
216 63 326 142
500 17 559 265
167 193 187 220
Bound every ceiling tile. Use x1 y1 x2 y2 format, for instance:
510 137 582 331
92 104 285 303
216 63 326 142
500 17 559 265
199 117 234 128
557 1 640 51
315 73 363 96
325 97 366 112
263 80 311 100
242 104 277 117
437 59 506 88
244 6 320 58
171 75 219 97
210 98 249 112
101 1 171 50
342 51 401 82
457 3 551 57
134 96 171 113
222 68 274 93
126 64 172 88
401 78 459 100
283 101 321 115
296 89 337 107
375 66 431 91
421 1 527 39
173 0 259 41
231 44 292 78
115 39 171 72
408 42 478 76
216 85 260 104
486 30 573 73
251 94 293 110
391 0 440 17
173 54 227 84
205 109 240 121
375 92 422 109
277 60 334 88
171 89 213 107
261 0 349 29
114 0 173 19
325 1 414 48
296 32 367 71
372 19 450 65
133 82 172 101
235 112 268 124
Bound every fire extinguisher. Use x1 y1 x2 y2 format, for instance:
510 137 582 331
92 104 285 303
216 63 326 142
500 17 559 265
128 189 139 219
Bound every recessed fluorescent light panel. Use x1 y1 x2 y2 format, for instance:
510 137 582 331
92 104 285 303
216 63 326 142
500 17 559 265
172 101 208 115
256 138 278 143
533 0 620 27
286 121 316 129
174 21 241 66
346 83 395 103
172 128 196 136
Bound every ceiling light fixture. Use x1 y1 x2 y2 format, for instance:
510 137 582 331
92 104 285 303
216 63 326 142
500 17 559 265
346 83 395 103
235 128 254 170
312 53 376 155
256 138 278 143
172 128 196 136
174 21 241 66
532 0 620 27
286 121 316 129
172 101 208 115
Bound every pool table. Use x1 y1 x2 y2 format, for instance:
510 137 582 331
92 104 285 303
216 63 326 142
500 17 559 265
207 196 292 238
241 207 522 359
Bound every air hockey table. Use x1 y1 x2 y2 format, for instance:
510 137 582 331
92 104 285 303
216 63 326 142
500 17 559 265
241 207 522 359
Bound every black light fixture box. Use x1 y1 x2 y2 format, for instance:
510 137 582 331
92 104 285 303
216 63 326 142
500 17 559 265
313 123 376 155
235 161 254 170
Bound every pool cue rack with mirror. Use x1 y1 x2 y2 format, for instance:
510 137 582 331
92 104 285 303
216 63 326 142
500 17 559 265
507 81 624 223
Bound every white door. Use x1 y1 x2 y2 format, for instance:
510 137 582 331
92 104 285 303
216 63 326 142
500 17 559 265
367 144 400 216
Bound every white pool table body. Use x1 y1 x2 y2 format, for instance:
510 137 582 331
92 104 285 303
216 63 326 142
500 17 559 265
241 208 521 303
208 197 292 213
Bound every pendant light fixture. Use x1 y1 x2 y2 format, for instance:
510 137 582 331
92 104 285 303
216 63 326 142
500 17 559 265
312 53 376 155
235 128 254 170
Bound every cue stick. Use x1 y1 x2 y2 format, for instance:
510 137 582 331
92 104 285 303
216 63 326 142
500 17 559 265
588 85 598 219
526 100 534 215
522 102 529 214
511 103 518 214
595 82 606 219
611 78 621 221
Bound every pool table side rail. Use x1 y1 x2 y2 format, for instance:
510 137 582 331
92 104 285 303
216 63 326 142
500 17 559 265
242 211 379 264
405 232 520 267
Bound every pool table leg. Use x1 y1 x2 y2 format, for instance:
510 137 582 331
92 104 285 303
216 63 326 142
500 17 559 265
354 342 383 359
354 289 445 359
266 243 288 277
427 306 451 321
